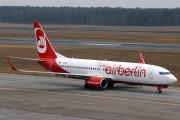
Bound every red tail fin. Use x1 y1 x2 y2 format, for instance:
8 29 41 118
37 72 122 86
34 22 57 59
139 52 145 64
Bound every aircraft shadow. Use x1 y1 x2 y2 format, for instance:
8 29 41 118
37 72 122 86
37 81 164 95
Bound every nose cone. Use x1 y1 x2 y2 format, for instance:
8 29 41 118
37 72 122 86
169 75 177 84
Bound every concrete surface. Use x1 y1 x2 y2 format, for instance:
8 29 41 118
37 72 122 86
0 73 180 120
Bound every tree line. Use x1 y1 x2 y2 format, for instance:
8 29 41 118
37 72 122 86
0 6 180 26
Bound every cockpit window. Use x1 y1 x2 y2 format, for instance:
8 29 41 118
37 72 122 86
159 72 171 75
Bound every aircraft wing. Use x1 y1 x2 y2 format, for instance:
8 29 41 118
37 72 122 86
6 56 108 79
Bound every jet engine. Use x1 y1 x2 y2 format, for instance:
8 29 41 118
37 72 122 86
85 77 108 88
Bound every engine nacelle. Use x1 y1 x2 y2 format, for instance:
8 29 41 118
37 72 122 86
86 77 108 88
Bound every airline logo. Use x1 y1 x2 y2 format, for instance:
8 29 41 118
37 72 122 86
105 65 146 77
35 28 47 53
97 62 107 67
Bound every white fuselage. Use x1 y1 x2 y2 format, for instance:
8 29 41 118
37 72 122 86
56 58 176 86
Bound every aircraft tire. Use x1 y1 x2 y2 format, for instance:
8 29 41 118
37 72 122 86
157 89 162 93
107 82 115 88
84 83 91 89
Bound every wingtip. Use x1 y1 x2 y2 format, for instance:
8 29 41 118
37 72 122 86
33 21 41 29
138 51 145 64
6 57 18 71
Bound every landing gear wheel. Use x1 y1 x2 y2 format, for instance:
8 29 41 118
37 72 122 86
157 89 162 93
84 83 91 89
107 82 115 88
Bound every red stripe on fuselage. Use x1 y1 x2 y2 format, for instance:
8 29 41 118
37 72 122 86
37 59 68 73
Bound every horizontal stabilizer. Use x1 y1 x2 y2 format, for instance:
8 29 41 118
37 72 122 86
6 56 44 62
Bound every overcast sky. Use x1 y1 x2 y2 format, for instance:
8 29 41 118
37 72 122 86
1 0 180 8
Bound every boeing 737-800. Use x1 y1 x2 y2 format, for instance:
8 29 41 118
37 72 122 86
7 22 177 93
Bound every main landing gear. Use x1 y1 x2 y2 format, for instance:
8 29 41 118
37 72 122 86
84 83 91 89
107 81 115 88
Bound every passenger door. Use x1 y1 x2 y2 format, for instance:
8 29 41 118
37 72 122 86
149 69 154 79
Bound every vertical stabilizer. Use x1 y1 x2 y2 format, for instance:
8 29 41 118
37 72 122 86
34 22 57 59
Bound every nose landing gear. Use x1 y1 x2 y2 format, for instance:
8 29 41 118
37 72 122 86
157 89 162 93
157 85 168 93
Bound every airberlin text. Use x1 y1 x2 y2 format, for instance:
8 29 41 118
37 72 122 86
105 65 146 77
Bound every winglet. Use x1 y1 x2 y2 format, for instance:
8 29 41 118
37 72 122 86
6 57 18 71
139 52 145 64
34 21 42 29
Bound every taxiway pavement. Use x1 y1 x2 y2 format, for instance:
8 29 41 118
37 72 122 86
0 73 180 120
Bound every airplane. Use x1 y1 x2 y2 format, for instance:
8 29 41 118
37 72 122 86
6 21 177 93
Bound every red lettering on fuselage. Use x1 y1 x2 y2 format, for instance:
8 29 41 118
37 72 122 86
97 62 107 68
118 65 124 75
125 68 130 76
105 65 146 77
106 66 111 74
